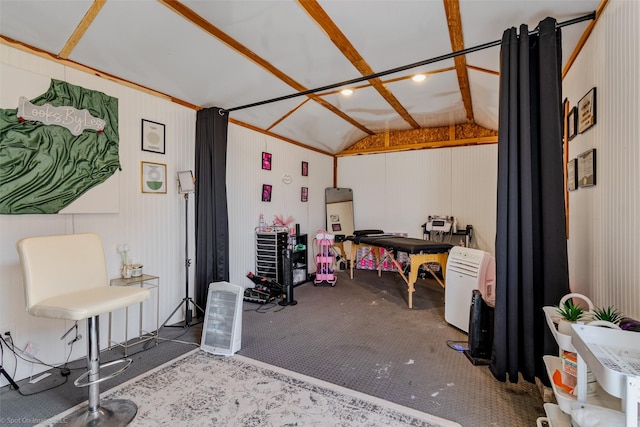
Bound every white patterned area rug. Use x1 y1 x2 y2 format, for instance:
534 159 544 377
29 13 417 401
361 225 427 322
39 349 460 426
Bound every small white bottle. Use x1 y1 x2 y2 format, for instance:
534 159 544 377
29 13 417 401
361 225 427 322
258 214 265 232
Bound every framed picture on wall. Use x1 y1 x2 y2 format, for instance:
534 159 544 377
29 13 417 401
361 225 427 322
262 184 272 202
301 161 308 176
141 161 167 193
301 187 308 202
567 106 577 140
141 119 166 154
262 152 272 170
577 149 596 187
578 88 596 134
567 158 577 191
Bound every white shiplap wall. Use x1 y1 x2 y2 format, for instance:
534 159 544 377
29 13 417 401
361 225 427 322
564 0 640 318
0 45 196 383
226 124 334 285
337 145 498 255
0 45 335 385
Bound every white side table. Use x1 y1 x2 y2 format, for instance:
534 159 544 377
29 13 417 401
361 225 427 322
109 274 160 356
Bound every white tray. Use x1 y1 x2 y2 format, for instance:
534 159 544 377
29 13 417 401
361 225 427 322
571 324 640 397
544 355 577 413
543 355 620 414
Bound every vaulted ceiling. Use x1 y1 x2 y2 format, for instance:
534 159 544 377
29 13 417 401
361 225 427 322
0 0 603 156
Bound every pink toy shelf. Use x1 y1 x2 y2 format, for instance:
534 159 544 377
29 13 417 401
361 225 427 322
314 231 337 286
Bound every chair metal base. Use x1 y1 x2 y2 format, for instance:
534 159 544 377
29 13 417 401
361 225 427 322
53 399 137 427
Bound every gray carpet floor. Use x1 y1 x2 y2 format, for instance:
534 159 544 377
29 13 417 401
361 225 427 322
239 270 546 426
0 269 546 426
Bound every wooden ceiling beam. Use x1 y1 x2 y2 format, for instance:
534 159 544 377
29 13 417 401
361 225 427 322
562 0 609 78
443 0 474 123
298 0 421 129
58 0 106 59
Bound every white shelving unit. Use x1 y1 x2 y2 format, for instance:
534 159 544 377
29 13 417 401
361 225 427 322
542 305 582 426
543 305 640 426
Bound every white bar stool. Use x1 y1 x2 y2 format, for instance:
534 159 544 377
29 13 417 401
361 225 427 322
16 233 150 426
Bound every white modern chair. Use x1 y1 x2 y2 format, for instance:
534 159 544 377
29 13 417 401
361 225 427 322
16 233 150 426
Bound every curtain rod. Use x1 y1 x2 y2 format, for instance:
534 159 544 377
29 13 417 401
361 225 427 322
223 11 595 113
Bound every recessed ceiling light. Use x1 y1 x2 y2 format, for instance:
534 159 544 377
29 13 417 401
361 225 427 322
412 74 427 82
341 89 353 96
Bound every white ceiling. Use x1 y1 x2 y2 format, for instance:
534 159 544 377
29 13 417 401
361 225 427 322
0 0 601 155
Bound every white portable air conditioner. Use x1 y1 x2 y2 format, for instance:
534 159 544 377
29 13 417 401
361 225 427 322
200 281 243 356
445 247 495 332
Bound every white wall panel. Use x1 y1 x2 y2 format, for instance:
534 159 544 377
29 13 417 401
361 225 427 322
338 154 387 230
338 145 497 253
0 46 333 385
384 150 453 237
0 46 196 383
451 145 498 253
226 124 333 285
564 0 640 318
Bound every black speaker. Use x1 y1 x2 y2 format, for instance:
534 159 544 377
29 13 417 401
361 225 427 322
464 289 494 365
279 249 297 306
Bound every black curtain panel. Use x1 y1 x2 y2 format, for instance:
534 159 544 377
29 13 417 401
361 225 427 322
194 107 230 312
490 17 570 384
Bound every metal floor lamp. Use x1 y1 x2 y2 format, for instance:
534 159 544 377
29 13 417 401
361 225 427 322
161 170 204 329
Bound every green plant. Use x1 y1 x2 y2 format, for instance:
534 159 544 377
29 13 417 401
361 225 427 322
556 300 585 322
592 306 623 324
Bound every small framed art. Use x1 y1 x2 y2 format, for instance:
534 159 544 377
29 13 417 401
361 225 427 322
141 161 167 193
141 119 165 154
301 187 308 202
301 161 308 176
577 149 596 188
262 152 272 170
567 106 577 140
262 184 272 202
578 88 596 134
567 158 577 191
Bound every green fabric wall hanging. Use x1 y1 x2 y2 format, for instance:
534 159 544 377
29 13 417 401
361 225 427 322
0 79 119 214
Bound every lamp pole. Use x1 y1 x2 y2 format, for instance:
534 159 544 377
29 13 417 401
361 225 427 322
160 171 203 329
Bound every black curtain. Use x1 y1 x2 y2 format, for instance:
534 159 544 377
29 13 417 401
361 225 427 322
490 17 570 384
194 107 230 312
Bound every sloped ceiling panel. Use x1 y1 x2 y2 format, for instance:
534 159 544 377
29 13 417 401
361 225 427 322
272 100 368 153
469 68 500 131
319 0 454 73
229 96 310 133
185 0 364 89
70 1 297 108
323 86 413 133
0 0 93 53
461 0 601 71
0 0 602 155
387 71 468 128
